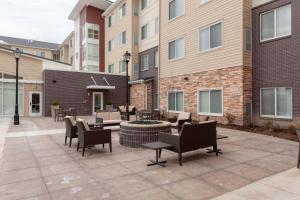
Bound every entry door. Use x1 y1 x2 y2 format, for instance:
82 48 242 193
29 92 42 116
92 92 103 114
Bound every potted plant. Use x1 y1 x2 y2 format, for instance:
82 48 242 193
51 100 60 117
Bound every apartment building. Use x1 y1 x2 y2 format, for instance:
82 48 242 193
58 32 75 66
103 0 159 110
68 0 112 72
159 0 252 126
0 35 60 61
252 0 299 127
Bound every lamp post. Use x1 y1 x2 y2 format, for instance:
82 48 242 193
13 48 21 125
123 51 131 121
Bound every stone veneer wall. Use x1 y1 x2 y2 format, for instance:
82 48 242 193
160 66 252 126
130 81 153 111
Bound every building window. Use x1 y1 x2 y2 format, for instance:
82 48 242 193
169 37 184 60
87 44 99 61
120 3 126 18
168 91 184 112
108 64 114 73
141 24 148 40
169 0 184 20
141 54 149 71
119 31 126 46
70 56 73 65
200 0 209 5
155 17 159 34
244 29 252 51
200 22 222 52
108 14 114 27
154 50 159 68
86 23 99 40
119 60 126 73
108 39 114 52
141 0 148 10
261 87 292 119
198 89 223 115
37 52 45 58
260 4 291 41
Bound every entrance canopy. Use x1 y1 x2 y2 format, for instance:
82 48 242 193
86 85 115 90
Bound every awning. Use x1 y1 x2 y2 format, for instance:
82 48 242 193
86 85 115 90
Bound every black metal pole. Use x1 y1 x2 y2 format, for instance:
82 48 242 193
126 60 129 121
14 57 20 125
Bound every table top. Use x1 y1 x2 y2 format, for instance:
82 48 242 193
142 141 173 150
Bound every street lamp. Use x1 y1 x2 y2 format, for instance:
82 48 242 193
13 48 21 125
123 51 131 121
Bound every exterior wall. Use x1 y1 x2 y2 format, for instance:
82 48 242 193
252 0 300 127
11 45 54 60
69 34 75 67
130 81 153 110
160 0 248 78
59 45 69 64
43 70 127 116
160 66 252 126
74 16 81 70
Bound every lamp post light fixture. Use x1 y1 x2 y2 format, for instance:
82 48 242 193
13 48 21 125
123 51 131 121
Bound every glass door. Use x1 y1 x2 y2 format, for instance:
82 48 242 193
29 92 42 116
92 92 103 114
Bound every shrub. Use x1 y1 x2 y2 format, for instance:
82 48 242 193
272 123 281 132
294 121 300 129
52 100 60 106
224 112 236 125
287 124 296 134
263 120 274 131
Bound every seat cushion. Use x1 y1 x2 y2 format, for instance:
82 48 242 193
96 112 110 120
103 120 122 125
178 112 191 120
77 118 90 131
109 112 121 120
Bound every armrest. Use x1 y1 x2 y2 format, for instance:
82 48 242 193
158 132 179 147
178 119 191 127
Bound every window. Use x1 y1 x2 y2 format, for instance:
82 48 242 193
261 87 292 118
37 52 45 58
69 39 72 47
119 61 126 73
86 23 99 39
120 3 126 18
108 64 114 73
119 31 126 46
141 0 148 10
169 37 184 60
155 17 159 34
200 0 209 5
244 29 252 51
169 0 184 20
200 22 222 51
141 24 148 40
87 44 99 61
108 14 114 27
168 91 184 112
198 89 223 115
70 56 73 65
260 4 291 41
108 39 114 52
154 50 159 68
141 54 149 71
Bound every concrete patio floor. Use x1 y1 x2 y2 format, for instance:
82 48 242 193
0 117 299 200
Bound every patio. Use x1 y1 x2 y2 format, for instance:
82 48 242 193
0 117 299 200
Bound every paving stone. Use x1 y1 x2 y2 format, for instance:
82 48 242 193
0 167 41 186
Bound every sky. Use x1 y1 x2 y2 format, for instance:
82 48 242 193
0 0 79 44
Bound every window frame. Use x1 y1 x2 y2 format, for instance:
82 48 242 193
154 50 159 68
108 39 114 52
260 87 293 119
108 64 114 73
168 36 185 60
141 0 148 10
141 24 148 40
119 3 126 18
168 90 184 113
119 31 126 47
141 54 149 71
199 21 223 53
197 88 224 116
260 4 292 42
119 60 126 73
168 0 185 21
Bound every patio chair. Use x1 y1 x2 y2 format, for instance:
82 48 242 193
158 121 218 166
54 108 64 122
76 119 112 156
67 108 77 120
297 129 300 169
64 116 78 147
170 112 192 131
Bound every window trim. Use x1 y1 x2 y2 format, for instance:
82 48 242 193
119 31 126 47
197 88 224 116
141 0 148 10
108 64 114 73
199 21 223 53
168 36 185 61
119 3 126 18
141 23 148 40
260 4 292 42
168 90 184 113
141 54 149 71
168 0 185 22
260 87 293 119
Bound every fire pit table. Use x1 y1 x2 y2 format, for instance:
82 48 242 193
119 120 171 148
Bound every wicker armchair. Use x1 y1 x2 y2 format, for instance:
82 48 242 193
64 116 78 147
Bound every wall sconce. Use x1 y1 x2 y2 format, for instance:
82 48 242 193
184 77 189 81
52 80 57 84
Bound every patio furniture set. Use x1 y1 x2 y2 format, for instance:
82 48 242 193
54 108 77 122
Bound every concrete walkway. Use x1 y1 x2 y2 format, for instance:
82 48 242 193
212 168 300 200
0 117 11 166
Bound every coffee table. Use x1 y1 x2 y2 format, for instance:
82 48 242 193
142 141 173 167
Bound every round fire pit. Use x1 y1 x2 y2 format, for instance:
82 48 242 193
119 120 171 148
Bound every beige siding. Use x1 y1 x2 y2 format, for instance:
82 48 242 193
0 50 43 81
11 45 54 60
243 0 252 67
160 0 245 78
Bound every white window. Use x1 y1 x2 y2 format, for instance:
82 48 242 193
108 39 114 52
141 24 148 40
198 89 223 115
169 37 184 60
37 52 45 58
87 44 99 61
154 50 159 68
86 23 99 39
119 3 126 18
141 0 148 10
261 87 292 119
141 54 149 71
119 60 126 73
155 17 159 34
200 0 209 5
260 4 291 41
119 31 126 46
168 91 184 112
200 22 222 52
108 64 114 73
169 0 185 20
108 14 114 27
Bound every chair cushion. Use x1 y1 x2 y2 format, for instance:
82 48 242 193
171 122 178 127
118 106 125 112
129 106 135 112
109 112 121 120
103 120 122 125
199 116 209 122
65 116 76 126
77 118 90 131
177 112 191 121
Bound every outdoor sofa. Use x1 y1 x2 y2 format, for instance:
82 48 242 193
118 105 136 115
158 120 219 166
95 111 124 126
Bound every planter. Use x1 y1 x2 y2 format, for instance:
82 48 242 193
51 105 59 117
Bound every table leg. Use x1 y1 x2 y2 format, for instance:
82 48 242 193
147 149 167 167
